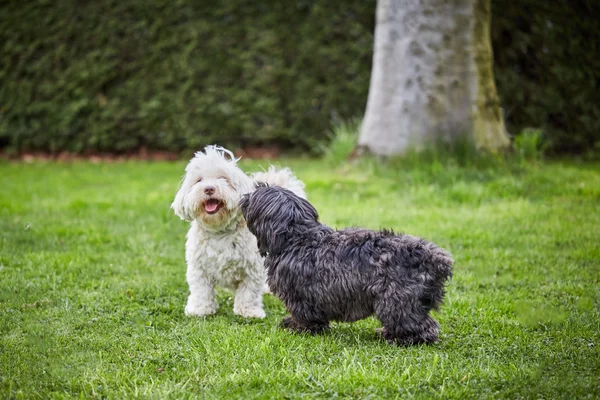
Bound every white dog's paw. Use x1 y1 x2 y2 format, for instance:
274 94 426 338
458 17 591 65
233 305 266 319
184 301 217 317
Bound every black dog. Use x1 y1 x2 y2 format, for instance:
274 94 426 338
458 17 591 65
239 185 453 345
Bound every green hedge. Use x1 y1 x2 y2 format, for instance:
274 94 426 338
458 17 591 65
0 0 375 153
1 0 597 154
491 0 600 154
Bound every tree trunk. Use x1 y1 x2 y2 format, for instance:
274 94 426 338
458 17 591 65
357 0 510 156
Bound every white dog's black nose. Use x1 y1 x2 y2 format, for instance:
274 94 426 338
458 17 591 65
204 186 215 195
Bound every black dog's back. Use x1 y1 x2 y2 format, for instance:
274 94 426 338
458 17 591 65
339 228 452 277
335 228 452 310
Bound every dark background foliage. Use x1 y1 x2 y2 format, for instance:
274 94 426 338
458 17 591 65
491 0 600 154
0 0 597 155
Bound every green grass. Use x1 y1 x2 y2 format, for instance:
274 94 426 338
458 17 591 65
1 155 599 399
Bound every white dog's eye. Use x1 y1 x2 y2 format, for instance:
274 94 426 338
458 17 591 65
196 177 203 183
218 176 230 185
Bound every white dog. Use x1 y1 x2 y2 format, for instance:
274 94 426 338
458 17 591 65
171 146 305 318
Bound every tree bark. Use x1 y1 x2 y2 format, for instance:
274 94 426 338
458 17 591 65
357 0 510 156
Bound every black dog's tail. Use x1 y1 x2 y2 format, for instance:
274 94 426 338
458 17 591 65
394 236 453 277
428 244 454 281
418 241 453 311
392 236 453 309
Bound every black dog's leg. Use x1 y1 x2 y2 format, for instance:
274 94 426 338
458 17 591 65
279 301 329 334
375 293 439 345
279 316 329 334
376 316 439 345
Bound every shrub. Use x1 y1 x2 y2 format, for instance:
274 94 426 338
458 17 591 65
0 0 375 154
491 1 600 154
513 128 547 163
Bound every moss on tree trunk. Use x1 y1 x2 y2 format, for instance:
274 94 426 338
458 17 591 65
472 0 510 151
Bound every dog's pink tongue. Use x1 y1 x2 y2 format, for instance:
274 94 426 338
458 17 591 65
205 201 219 212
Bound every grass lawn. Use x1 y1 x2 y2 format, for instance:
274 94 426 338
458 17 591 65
1 154 599 399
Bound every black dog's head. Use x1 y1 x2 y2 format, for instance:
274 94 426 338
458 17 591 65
239 184 319 256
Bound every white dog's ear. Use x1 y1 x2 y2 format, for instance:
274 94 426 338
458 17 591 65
233 174 255 195
171 181 193 222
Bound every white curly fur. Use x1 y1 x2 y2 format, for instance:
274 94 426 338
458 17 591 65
171 145 306 318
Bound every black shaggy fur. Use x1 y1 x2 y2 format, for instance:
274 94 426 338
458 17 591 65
239 185 453 345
